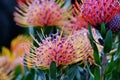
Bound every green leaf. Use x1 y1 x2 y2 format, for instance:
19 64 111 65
88 24 101 65
14 65 22 76
105 58 114 76
14 74 24 80
23 68 40 80
94 67 100 80
42 26 55 35
13 65 24 80
76 69 81 80
49 61 57 80
114 42 120 60
88 34 100 65
37 69 46 80
117 42 120 53
23 71 34 80
101 22 106 38
65 65 82 80
86 63 94 80
103 30 112 53
88 23 94 41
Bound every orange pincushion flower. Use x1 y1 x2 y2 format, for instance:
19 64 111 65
71 29 94 63
0 47 23 70
14 0 69 27
11 35 32 57
0 47 21 80
0 35 32 76
24 29 101 69
72 1 88 30
25 33 76 69
71 28 102 63
73 0 120 32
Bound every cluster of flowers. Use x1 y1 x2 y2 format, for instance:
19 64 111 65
0 0 120 79
0 35 32 80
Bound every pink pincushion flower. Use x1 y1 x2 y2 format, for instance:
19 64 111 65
25 34 76 69
24 29 101 69
61 15 88 34
14 0 69 27
73 0 120 32
61 1 88 34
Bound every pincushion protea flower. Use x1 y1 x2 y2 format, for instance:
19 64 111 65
25 33 76 69
24 29 101 69
11 35 32 57
71 29 96 63
0 47 23 71
0 35 32 77
61 15 88 34
0 48 15 80
61 1 88 34
73 0 120 32
14 0 70 27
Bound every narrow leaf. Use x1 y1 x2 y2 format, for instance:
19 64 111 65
105 58 114 75
103 30 112 53
86 63 94 80
88 23 94 41
88 35 100 65
101 22 106 38
49 61 57 80
94 67 100 80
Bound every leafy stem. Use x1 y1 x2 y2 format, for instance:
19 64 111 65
101 53 107 80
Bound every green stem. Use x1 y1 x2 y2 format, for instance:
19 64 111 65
101 53 106 80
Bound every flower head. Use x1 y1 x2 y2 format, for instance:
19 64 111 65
14 0 69 27
73 0 120 32
24 29 101 69
0 48 17 80
61 1 88 34
0 47 22 70
25 33 76 69
0 35 31 75
61 15 88 34
11 35 32 57
71 29 94 63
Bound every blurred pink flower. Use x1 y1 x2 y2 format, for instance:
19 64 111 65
14 0 70 27
0 35 32 79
